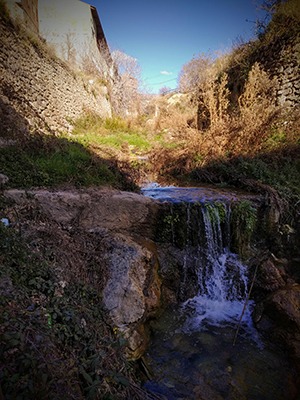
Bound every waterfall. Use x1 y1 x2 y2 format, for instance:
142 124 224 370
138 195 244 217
142 185 256 333
141 186 294 400
181 202 254 332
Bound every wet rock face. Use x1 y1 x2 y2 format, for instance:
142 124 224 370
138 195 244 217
256 284 300 364
251 252 299 348
265 285 300 331
156 243 199 303
255 258 286 292
253 252 300 365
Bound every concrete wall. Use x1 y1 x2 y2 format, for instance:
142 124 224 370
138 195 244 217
0 16 111 135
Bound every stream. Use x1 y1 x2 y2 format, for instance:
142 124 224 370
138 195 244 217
141 184 298 400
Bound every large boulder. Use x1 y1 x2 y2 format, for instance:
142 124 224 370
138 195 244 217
102 234 161 358
264 284 300 332
254 257 286 292
255 284 300 364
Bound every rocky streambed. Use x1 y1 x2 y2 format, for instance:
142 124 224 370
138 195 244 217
1 186 299 399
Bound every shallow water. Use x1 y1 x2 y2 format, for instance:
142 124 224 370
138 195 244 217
141 183 257 204
143 306 297 400
142 184 298 399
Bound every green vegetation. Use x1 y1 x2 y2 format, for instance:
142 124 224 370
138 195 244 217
160 212 180 242
71 114 154 154
205 202 227 225
232 200 257 237
0 221 142 399
231 200 258 257
81 131 150 153
0 135 136 190
70 112 105 135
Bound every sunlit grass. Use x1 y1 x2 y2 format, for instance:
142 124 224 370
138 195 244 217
70 113 173 155
75 131 151 153
0 111 180 190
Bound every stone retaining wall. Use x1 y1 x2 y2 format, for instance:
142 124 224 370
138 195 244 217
0 17 111 135
259 35 300 108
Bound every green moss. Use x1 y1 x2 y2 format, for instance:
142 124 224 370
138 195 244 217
205 202 227 225
156 204 188 247
231 200 257 257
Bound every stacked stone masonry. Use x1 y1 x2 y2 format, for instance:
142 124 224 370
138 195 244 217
259 35 300 108
0 18 111 135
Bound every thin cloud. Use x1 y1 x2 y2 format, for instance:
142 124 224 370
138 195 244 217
160 70 173 76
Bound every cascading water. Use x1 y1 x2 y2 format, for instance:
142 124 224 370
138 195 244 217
181 202 254 334
141 185 296 400
142 184 255 332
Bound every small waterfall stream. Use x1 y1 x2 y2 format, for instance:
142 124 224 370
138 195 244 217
144 185 254 332
181 202 253 334
141 185 296 400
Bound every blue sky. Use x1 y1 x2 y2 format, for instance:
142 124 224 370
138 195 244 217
85 0 266 93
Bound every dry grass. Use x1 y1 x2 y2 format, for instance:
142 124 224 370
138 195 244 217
146 59 299 190
158 62 279 153
236 63 279 148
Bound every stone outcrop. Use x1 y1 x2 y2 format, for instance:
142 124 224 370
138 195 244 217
103 235 159 325
254 257 287 292
251 252 300 368
0 16 111 136
255 284 300 364
5 188 158 237
2 186 300 363
102 234 161 358
227 31 300 110
3 188 161 359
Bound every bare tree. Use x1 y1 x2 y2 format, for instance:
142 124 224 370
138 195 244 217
110 50 141 116
178 53 232 131
178 54 213 94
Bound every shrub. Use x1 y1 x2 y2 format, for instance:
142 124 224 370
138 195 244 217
239 63 277 127
202 72 231 132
